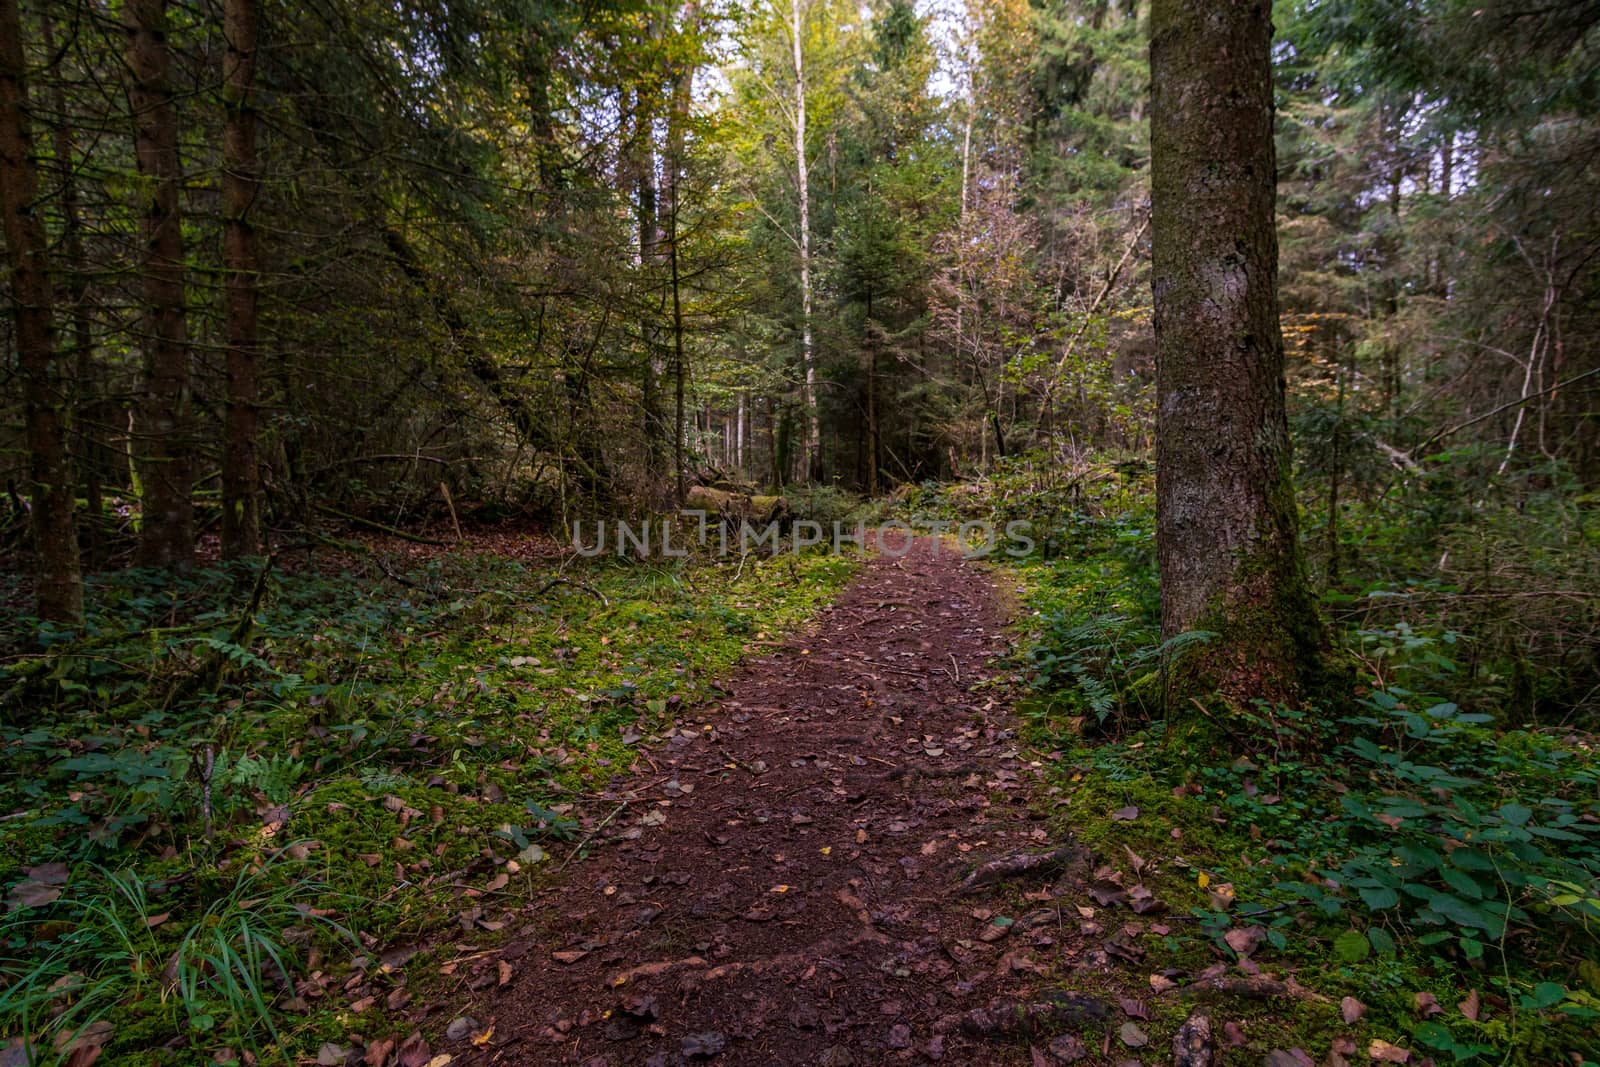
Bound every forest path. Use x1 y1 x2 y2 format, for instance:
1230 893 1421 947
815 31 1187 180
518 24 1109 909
471 540 1086 1066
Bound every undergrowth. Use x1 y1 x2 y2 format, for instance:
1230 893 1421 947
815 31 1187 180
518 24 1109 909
912 450 1600 1065
0 545 855 1064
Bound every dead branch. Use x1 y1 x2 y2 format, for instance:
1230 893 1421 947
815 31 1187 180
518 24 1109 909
956 842 1080 894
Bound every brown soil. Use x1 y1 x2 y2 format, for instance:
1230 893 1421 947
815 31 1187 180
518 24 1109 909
465 539 1094 1066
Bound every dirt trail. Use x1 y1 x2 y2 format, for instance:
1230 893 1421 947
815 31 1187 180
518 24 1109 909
474 540 1083 1065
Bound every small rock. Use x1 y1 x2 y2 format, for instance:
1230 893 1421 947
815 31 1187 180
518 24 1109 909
620 993 658 1020
682 1032 727 1059
444 1018 478 1043
602 1016 640 1041
886 1024 911 1049
1171 1011 1211 1067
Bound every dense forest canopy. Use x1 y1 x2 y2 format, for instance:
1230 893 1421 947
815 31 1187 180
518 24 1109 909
3 0 1595 578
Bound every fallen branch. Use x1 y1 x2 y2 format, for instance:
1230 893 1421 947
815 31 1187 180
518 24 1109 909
312 501 446 545
557 801 628 870
1159 974 1330 1003
956 842 1080 894
535 576 609 607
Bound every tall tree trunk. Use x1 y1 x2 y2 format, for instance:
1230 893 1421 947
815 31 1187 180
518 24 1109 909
633 89 666 482
665 1 698 504
736 390 746 474
1150 0 1322 700
789 0 818 482
221 0 262 559
41 11 102 567
125 0 193 569
0 0 83 622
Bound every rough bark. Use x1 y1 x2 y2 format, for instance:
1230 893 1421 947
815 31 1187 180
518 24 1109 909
221 0 262 559
665 2 699 504
0 0 83 622
125 0 194 569
1149 0 1323 700
41 11 102 567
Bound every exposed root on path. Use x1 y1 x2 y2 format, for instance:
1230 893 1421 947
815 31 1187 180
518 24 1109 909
955 842 1082 893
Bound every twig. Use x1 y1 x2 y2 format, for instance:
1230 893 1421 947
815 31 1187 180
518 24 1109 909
535 576 609 606
312 501 446 545
440 481 464 542
557 802 629 871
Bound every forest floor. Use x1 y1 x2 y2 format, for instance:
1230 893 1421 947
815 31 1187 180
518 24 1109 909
454 539 1109 1066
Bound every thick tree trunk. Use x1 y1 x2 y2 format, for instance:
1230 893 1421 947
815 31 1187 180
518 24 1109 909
221 0 262 559
125 0 194 569
1150 0 1322 700
0 0 83 623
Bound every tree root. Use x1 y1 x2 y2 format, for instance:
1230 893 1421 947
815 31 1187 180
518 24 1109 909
1160 974 1330 1003
955 842 1080 893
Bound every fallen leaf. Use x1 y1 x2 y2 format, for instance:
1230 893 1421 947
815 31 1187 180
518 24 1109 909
1413 991 1442 1018
1341 996 1365 1024
1367 1038 1411 1063
1048 1034 1087 1062
1263 1051 1312 1067
1118 997 1149 1020
552 949 588 964
1119 1021 1148 1048
1223 926 1263 956
7 881 61 910
25 863 68 885
1112 806 1140 822
364 1036 395 1066
1458 990 1480 1022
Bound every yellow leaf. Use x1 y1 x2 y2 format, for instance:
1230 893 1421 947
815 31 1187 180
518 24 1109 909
1197 872 1210 889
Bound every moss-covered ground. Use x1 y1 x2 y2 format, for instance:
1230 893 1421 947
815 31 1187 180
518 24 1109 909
0 543 857 1064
